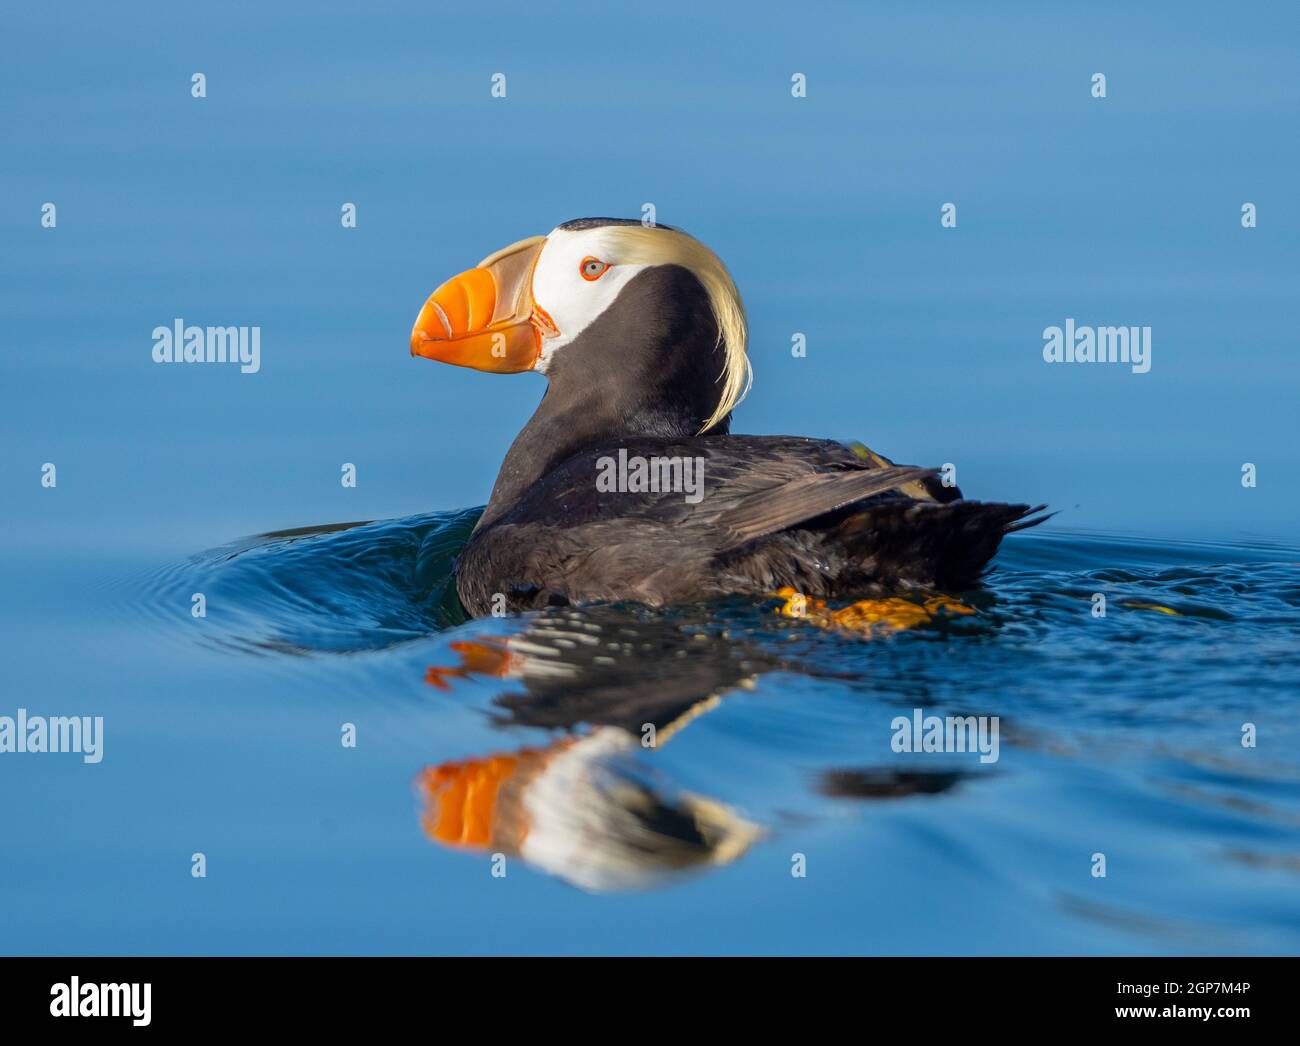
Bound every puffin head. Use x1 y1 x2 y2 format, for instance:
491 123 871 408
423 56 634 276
410 218 751 434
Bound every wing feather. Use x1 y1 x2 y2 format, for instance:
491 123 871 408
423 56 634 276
714 465 935 549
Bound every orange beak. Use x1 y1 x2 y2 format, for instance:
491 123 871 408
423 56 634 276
410 235 555 372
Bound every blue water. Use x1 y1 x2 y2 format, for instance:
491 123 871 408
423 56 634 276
5 517 1299 953
2 1 1298 954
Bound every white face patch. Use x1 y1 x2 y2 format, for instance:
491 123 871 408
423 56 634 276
530 226 651 373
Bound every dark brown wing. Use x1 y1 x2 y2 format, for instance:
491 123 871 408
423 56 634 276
456 435 1040 613
714 464 934 549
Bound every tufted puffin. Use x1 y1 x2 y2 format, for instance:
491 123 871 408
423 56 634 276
411 218 1044 617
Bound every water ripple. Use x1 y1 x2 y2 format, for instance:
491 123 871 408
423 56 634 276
113 512 1300 929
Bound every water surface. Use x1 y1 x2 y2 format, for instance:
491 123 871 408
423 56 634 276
7 515 1295 954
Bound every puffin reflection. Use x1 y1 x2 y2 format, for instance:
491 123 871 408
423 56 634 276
417 604 778 890
426 604 786 731
418 728 761 892
416 602 974 890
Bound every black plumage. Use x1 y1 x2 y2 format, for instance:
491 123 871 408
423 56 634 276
458 433 1042 614
438 224 1045 616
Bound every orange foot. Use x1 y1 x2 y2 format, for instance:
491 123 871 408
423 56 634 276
423 638 516 691
774 587 974 635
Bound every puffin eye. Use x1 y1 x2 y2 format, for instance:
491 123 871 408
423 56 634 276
579 256 610 281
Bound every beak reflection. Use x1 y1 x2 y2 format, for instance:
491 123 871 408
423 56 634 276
418 728 761 892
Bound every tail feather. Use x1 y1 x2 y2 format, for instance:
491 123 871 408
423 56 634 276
1006 505 1055 533
829 498 1046 591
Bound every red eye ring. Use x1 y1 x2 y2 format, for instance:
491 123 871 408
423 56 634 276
579 256 610 281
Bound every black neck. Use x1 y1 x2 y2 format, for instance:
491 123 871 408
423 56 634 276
476 265 728 531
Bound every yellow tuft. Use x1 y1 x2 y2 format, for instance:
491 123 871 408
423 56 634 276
601 225 751 433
